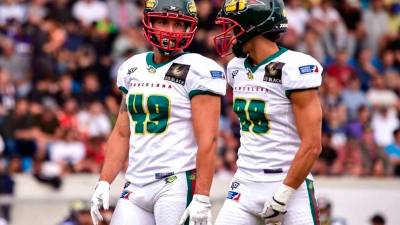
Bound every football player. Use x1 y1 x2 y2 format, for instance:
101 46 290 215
90 0 226 225
213 0 322 225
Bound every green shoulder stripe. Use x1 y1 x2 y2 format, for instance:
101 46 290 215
119 86 128 94
189 90 220 100
285 87 319 98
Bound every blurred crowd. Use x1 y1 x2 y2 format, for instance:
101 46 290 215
0 0 399 200
0 0 399 224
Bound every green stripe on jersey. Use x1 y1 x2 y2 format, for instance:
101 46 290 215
284 87 319 99
119 86 128 94
185 170 195 225
306 179 320 225
189 90 220 100
146 52 187 69
244 47 287 73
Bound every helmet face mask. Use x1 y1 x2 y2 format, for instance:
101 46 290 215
213 0 288 57
214 17 245 57
142 0 198 54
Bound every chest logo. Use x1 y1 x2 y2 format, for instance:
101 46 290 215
164 63 190 85
263 62 285 84
246 68 254 80
147 65 156 73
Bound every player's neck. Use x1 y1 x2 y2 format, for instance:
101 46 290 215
244 36 279 66
153 49 184 64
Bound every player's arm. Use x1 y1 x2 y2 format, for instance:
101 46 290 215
179 94 221 225
260 89 322 223
99 94 131 183
285 89 322 187
91 95 130 225
191 94 221 196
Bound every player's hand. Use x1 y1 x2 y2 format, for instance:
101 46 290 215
178 194 212 225
259 184 295 225
90 181 110 225
259 197 287 225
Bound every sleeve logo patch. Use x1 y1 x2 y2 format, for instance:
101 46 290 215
210 70 225 79
298 65 319 74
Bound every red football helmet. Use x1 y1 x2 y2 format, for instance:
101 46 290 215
142 0 198 52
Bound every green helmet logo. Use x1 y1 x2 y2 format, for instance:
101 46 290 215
214 0 288 57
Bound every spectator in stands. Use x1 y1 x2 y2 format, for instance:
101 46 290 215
0 159 14 222
326 49 355 88
0 0 26 26
370 213 386 225
72 0 109 27
107 0 140 30
362 0 389 57
385 128 400 176
318 196 346 225
346 105 371 140
286 0 310 37
350 48 380 91
341 76 367 120
359 127 389 176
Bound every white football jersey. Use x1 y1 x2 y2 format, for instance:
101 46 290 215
117 52 226 186
227 47 323 182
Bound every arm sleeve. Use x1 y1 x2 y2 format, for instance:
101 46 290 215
186 61 227 100
116 62 128 94
282 55 323 96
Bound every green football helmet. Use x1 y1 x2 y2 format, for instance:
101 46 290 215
143 0 198 53
214 0 288 57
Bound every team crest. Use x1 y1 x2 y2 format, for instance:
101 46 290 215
147 65 156 73
225 0 247 12
224 0 265 12
145 0 158 9
164 63 190 85
246 68 253 80
187 0 197 15
263 62 285 84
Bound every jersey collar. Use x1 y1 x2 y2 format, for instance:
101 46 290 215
146 52 187 69
244 47 287 73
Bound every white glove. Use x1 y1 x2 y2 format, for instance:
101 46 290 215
90 181 110 225
259 184 295 225
178 194 212 225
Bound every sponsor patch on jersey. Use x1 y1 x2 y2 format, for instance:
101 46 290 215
298 65 319 75
120 190 131 200
263 62 285 84
164 63 190 85
165 175 177 184
210 70 224 79
227 191 241 201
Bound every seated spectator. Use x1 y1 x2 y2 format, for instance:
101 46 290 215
341 76 368 120
371 106 399 147
326 49 355 87
385 128 400 176
72 0 109 26
346 105 371 140
48 128 85 172
359 127 390 176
